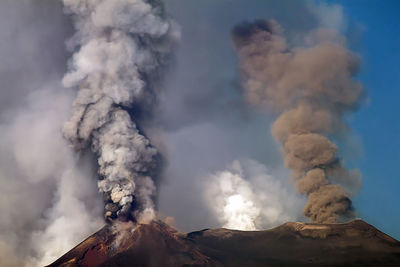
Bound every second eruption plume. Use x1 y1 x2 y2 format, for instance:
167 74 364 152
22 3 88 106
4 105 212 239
232 20 363 223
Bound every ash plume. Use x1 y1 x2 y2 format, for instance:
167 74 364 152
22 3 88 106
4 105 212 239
62 0 177 223
232 20 363 223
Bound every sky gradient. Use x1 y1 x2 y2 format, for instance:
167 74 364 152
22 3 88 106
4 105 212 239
333 0 400 239
161 0 400 239
0 2 398 265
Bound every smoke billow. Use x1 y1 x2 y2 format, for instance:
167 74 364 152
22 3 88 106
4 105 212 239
61 0 177 223
232 20 363 223
0 1 105 266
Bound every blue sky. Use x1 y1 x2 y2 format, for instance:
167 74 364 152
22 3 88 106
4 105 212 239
331 0 400 239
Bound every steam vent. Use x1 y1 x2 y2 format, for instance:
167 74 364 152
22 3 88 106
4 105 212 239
48 219 400 266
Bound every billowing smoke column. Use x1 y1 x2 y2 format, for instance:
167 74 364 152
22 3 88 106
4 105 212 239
232 20 363 223
62 0 176 223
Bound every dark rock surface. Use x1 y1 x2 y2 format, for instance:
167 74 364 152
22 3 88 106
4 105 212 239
47 219 400 267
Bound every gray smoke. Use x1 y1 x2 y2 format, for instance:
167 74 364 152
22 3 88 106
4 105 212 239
0 1 104 266
61 0 178 223
232 20 363 223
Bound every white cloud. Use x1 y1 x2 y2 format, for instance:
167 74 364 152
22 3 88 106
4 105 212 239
308 1 347 31
205 159 304 230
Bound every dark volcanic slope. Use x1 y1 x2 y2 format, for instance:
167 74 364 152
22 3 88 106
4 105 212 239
189 220 400 266
48 219 400 267
47 221 217 267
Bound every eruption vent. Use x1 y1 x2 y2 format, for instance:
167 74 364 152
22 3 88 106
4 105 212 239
62 0 176 222
232 20 363 223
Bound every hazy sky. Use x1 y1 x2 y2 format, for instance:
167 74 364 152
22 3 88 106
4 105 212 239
0 1 398 265
158 0 400 238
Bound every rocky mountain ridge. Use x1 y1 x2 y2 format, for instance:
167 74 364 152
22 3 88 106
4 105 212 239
48 219 400 266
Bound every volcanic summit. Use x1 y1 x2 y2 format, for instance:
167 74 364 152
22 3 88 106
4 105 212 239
48 219 400 267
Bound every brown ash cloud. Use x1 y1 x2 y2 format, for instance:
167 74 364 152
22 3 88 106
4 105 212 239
232 19 363 223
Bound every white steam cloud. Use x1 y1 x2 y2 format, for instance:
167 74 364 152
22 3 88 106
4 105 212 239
206 159 303 230
0 87 104 267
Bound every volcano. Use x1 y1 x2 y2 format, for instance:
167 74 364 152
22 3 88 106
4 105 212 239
47 219 400 267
